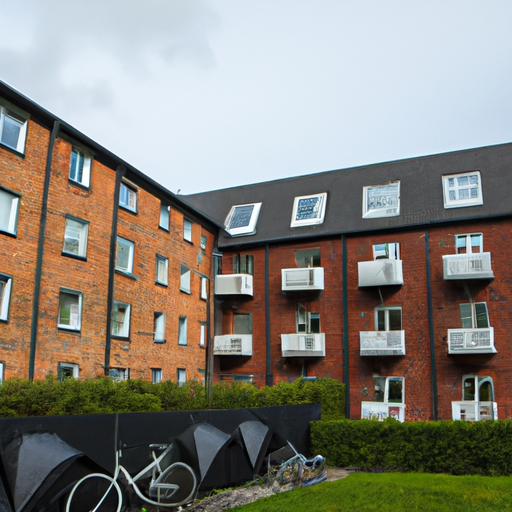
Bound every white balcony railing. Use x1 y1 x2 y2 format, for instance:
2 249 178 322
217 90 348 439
361 401 405 422
360 330 405 356
451 401 498 421
213 334 253 356
443 253 494 280
281 267 324 291
280 333 325 357
358 259 403 287
215 274 253 296
447 327 496 354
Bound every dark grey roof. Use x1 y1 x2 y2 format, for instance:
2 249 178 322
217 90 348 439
182 142 512 249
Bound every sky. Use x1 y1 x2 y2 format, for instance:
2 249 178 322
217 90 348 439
1 1 512 195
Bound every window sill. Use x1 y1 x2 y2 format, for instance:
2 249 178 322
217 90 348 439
183 239 193 245
158 226 170 233
119 204 138 215
111 335 131 342
180 288 191 294
178 342 187 346
68 179 90 191
154 340 167 344
115 269 139 281
62 252 87 262
0 229 17 238
58 326 81 333
155 281 168 288
0 143 25 158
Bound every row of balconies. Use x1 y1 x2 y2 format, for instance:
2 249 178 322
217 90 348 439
214 252 494 297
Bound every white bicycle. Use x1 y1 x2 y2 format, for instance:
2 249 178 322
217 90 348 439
65 440 197 512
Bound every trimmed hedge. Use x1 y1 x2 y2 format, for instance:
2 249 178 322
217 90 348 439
0 376 345 419
310 418 512 476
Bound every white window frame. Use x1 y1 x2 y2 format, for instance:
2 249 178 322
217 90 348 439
154 312 166 343
62 216 89 258
0 362 4 384
177 368 186 386
0 103 28 154
375 306 402 331
224 202 262 237
296 305 320 334
178 316 187 345
119 182 137 212
112 301 131 338
455 233 483 254
69 147 91 187
58 289 82 331
183 218 193 242
58 362 79 381
442 171 483 209
290 193 327 228
109 368 129 381
462 374 494 402
363 181 400 219
200 276 208 300
180 264 191 294
159 203 170 230
156 255 168 286
0 274 13 322
374 376 404 404
116 237 134 274
200 323 206 347
460 302 489 329
373 242 400 260
152 368 162 384
0 186 21 236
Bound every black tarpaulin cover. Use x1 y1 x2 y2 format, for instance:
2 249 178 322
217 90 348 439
234 420 272 474
3 432 82 512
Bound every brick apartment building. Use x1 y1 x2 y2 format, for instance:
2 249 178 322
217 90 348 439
0 81 219 385
2 80 512 422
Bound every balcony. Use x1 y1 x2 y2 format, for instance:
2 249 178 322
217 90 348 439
451 401 498 421
443 253 494 280
213 334 253 356
360 330 405 356
281 267 324 291
280 333 325 357
361 402 405 422
215 274 253 296
358 259 403 287
447 327 496 354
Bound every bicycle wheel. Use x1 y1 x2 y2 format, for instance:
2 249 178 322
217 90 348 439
66 473 122 512
148 462 197 506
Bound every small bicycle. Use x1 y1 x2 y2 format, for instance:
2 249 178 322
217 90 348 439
65 440 197 511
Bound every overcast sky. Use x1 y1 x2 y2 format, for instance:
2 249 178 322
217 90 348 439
1 1 511 194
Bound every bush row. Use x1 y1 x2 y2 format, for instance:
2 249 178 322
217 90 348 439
0 376 345 419
310 418 512 476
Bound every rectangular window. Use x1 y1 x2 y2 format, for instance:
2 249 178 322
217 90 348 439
375 307 402 331
0 362 4 384
295 305 319 334
200 323 206 347
109 368 129 381
159 203 169 230
295 249 320 268
178 316 187 345
183 219 192 242
0 187 21 236
375 376 404 404
156 255 168 286
112 301 130 338
200 234 207 251
116 237 134 274
234 312 252 334
200 277 208 300
177 368 186 386
58 290 82 331
62 217 89 258
373 243 399 260
455 233 483 254
119 182 137 212
291 193 327 228
152 368 162 384
460 302 489 329
180 264 191 293
0 274 13 321
442 171 483 209
154 312 166 343
363 181 400 219
0 104 28 153
233 254 254 274
69 147 91 187
57 362 79 381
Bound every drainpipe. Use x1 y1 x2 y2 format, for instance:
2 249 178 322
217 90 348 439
265 244 273 386
342 235 350 418
28 121 60 380
425 230 438 420
104 165 126 375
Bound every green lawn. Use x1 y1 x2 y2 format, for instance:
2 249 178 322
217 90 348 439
231 472 512 512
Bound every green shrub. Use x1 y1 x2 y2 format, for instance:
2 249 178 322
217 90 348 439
310 418 512 476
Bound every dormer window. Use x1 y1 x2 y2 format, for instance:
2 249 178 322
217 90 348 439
442 171 483 209
224 203 262 236
363 181 400 219
290 193 327 228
